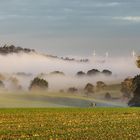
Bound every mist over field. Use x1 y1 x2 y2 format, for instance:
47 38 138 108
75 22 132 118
1 1 140 139
0 52 139 91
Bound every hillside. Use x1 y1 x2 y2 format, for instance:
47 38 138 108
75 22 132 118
0 45 89 63
0 45 35 54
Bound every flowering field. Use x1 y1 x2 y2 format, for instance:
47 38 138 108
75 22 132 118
0 108 140 139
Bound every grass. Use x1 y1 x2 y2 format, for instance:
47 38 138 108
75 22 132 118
0 92 126 107
0 108 140 139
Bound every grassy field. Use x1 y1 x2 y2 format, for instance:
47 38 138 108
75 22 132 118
0 108 140 139
0 92 126 107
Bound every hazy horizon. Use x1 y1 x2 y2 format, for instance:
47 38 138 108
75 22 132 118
0 0 140 56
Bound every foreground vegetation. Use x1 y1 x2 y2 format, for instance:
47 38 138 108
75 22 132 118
0 108 140 139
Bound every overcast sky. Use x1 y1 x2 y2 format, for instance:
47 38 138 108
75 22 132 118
0 0 140 56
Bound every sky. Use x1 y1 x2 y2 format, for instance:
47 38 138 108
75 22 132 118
0 0 140 56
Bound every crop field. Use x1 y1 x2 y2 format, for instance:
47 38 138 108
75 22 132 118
0 108 140 139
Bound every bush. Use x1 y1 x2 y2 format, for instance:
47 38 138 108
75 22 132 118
29 77 48 91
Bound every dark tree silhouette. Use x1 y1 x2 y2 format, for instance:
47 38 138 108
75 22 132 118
96 81 106 91
68 87 78 93
128 75 140 106
29 77 48 91
84 83 94 95
0 45 35 54
121 78 133 99
102 69 112 76
128 56 140 106
87 69 100 76
50 71 65 76
105 92 111 100
0 80 4 88
76 71 86 77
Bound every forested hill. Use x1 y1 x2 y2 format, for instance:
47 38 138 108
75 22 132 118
0 45 35 54
0 45 89 63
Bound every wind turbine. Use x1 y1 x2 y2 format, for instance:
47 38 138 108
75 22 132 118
132 50 136 58
93 50 96 57
105 52 109 58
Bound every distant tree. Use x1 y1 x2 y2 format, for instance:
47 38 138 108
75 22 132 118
29 77 48 91
68 87 78 93
76 71 86 77
105 92 111 100
121 78 133 99
9 77 19 85
84 83 94 95
0 80 5 88
128 56 140 106
0 74 5 81
128 75 140 106
126 57 138 105
102 69 112 76
87 69 100 76
9 77 20 90
59 89 64 93
96 81 106 91
50 71 65 76
0 45 35 54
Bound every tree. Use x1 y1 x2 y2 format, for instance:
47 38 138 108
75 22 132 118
0 74 5 81
50 71 65 76
87 69 100 76
128 56 140 106
128 75 140 106
102 69 112 76
84 83 94 95
29 77 48 91
0 80 5 88
8 77 20 90
96 81 106 91
105 92 111 100
68 87 78 93
76 71 86 77
121 78 133 99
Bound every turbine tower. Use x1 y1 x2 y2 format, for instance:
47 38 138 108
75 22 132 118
93 50 96 57
132 50 136 58
105 52 109 58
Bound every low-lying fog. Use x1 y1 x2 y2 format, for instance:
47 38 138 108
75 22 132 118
0 53 139 91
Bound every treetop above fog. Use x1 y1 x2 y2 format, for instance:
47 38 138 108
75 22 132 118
0 45 35 54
